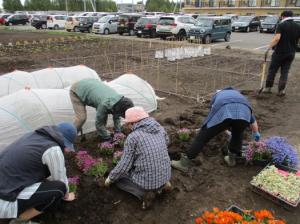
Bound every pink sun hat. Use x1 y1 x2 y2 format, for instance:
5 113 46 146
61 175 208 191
124 106 149 123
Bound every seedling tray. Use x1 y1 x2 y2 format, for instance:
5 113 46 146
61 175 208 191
250 163 300 209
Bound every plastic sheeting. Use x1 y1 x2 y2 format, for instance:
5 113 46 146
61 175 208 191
0 74 158 151
0 65 99 97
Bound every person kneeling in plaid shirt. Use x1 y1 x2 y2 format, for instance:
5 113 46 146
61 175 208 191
104 106 172 209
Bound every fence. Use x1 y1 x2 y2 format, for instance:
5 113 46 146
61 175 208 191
48 38 262 102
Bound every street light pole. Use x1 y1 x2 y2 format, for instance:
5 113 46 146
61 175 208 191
65 0 68 16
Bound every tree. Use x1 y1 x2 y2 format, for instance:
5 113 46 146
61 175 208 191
3 0 23 11
24 0 52 10
145 0 174 12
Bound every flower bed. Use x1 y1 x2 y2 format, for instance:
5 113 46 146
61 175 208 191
244 136 298 168
251 165 300 207
194 207 285 224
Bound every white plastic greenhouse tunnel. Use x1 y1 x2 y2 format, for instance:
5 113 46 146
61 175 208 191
0 73 158 151
0 65 100 97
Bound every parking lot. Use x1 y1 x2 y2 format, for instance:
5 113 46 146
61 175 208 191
1 24 275 52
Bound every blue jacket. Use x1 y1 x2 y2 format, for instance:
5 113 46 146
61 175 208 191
202 88 255 128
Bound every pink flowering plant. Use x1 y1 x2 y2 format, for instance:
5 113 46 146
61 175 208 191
68 176 80 193
178 128 191 141
113 133 126 148
98 141 115 156
245 141 272 162
76 151 108 177
113 150 123 165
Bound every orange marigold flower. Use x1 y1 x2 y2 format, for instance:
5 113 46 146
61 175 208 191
213 207 220 213
254 209 274 221
195 217 203 224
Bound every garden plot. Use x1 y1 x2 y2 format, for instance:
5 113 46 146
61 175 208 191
0 31 300 224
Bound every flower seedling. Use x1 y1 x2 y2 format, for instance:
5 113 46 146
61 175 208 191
113 150 123 165
195 207 286 224
87 161 108 177
98 141 115 156
113 133 126 148
68 176 80 193
245 141 272 162
264 136 298 168
178 128 190 141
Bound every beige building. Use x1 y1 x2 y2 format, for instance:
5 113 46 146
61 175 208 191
183 0 300 15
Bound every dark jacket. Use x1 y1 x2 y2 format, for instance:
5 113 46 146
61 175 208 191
0 126 65 201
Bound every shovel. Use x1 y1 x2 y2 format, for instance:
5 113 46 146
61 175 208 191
257 49 269 94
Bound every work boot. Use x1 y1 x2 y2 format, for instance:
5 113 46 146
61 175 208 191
262 87 272 94
171 154 192 173
9 219 40 224
224 152 237 167
142 191 156 210
277 89 286 97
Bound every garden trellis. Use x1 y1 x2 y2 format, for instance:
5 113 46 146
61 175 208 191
0 73 158 151
0 65 99 97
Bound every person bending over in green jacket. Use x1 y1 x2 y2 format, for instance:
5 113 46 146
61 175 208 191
70 78 134 141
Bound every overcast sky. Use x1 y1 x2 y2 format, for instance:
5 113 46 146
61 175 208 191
0 0 140 9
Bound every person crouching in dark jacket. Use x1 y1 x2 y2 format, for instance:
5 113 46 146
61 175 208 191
104 107 172 209
0 123 77 224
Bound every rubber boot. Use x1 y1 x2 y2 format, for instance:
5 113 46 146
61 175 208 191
171 154 192 173
224 152 237 167
262 87 272 94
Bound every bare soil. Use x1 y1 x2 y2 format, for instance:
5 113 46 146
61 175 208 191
0 30 300 224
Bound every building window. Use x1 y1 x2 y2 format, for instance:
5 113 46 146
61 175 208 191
296 0 300 6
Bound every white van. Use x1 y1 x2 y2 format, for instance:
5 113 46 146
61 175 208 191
93 15 119 34
47 15 67 29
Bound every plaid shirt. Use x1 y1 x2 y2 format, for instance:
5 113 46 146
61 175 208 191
207 103 255 128
109 117 171 190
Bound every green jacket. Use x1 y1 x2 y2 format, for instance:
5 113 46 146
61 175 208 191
74 78 123 138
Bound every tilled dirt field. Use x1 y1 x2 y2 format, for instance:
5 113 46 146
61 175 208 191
0 30 300 224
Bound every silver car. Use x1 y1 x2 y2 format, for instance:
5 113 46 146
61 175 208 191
92 15 119 35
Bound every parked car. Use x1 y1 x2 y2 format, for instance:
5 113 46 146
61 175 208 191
47 15 67 30
232 16 260 32
260 15 279 33
118 13 142 36
92 15 119 34
223 14 239 23
188 16 231 44
31 15 47 29
0 14 12 25
65 16 82 32
78 16 99 33
156 15 195 40
5 14 29 26
134 16 160 38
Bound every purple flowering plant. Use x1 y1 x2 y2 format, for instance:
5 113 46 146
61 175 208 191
245 141 272 162
264 136 298 168
113 133 125 148
76 151 108 177
98 141 115 156
68 176 80 193
178 128 190 141
113 150 123 165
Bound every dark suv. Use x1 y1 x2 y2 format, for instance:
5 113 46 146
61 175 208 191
78 16 99 33
31 15 47 29
5 14 29 26
260 15 279 33
118 13 142 36
134 16 160 38
232 16 260 32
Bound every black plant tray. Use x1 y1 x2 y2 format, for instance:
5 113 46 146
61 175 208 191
227 205 254 220
250 163 300 210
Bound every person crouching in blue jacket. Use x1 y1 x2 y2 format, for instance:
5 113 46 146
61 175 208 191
172 87 260 172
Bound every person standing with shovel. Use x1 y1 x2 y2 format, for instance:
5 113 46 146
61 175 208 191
263 10 300 97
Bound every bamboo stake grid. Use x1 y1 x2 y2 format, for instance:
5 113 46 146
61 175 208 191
49 50 261 101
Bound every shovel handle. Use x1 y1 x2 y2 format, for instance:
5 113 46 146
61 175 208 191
264 49 270 62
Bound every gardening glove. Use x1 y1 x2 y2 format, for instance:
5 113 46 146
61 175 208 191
64 192 76 202
252 132 261 142
104 177 112 187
